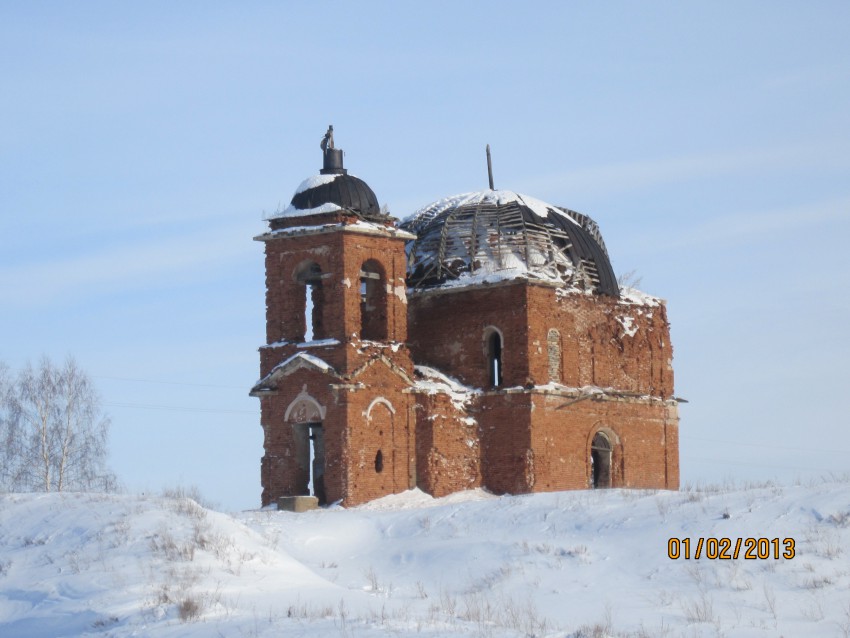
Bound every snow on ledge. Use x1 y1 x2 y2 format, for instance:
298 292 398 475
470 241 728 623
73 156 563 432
619 286 663 307
265 201 343 220
296 338 340 348
412 365 479 410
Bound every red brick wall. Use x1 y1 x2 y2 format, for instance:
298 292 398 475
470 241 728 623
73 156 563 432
261 224 410 375
338 362 415 506
408 282 674 397
259 367 345 506
259 360 417 507
478 393 534 494
528 392 679 491
525 286 674 398
407 283 531 389
412 392 482 497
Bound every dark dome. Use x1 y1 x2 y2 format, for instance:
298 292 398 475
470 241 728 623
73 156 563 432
289 172 380 218
400 190 619 297
268 140 383 221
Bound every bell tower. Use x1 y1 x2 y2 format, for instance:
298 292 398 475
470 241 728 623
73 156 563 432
251 128 417 507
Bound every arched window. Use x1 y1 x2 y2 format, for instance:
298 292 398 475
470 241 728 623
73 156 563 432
484 328 503 388
360 260 387 341
374 450 384 473
295 261 324 342
590 432 612 489
547 329 561 383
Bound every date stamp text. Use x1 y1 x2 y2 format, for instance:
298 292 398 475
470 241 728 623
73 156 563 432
668 537 795 560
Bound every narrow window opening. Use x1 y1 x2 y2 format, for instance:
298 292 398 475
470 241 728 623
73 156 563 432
304 283 317 341
487 330 503 387
360 260 387 341
374 449 384 473
295 262 324 342
590 432 612 489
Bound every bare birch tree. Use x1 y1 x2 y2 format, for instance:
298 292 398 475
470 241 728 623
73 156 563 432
0 357 117 493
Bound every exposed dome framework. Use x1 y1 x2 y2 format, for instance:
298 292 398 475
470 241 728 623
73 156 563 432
401 190 619 296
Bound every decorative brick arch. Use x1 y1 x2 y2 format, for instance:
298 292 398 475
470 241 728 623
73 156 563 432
364 396 396 419
586 425 623 489
284 387 326 423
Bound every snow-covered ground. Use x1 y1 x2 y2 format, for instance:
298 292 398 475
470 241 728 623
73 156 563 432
1 477 849 637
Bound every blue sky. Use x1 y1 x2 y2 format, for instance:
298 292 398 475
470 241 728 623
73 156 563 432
1 2 848 510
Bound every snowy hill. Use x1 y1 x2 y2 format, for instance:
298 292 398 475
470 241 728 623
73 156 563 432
1 478 849 637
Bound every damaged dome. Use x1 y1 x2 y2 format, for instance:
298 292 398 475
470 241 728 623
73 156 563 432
400 190 619 296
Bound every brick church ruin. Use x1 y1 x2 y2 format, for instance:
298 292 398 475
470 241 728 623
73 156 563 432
250 129 680 507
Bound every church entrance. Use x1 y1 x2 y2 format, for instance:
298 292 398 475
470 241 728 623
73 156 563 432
590 432 612 489
292 421 326 505
307 423 326 505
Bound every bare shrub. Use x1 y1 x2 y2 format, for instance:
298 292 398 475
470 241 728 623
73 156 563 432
150 528 195 562
681 592 716 624
440 588 457 617
416 580 428 599
801 598 825 621
572 623 610 638
161 484 217 511
830 510 850 527
91 616 119 629
364 566 380 592
763 584 777 620
178 596 201 622
803 575 833 589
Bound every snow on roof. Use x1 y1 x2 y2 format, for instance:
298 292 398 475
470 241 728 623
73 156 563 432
261 222 342 236
275 352 334 373
619 286 663 307
251 352 337 393
294 173 342 195
263 174 346 220
412 365 479 410
264 201 343 220
403 189 581 228
414 263 557 292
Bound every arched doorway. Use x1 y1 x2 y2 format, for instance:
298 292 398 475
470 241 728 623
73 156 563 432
590 431 612 489
286 392 327 504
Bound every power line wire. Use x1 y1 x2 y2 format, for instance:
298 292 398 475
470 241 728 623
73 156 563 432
103 401 255 415
94 374 245 390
